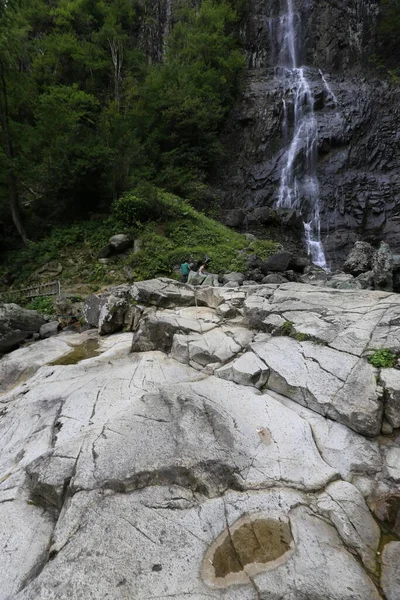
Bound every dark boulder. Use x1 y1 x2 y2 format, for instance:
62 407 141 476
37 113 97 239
246 254 263 270
109 234 134 254
246 269 264 282
0 303 46 353
39 321 60 339
343 241 375 276
289 256 311 273
262 274 288 284
260 251 293 274
372 242 394 292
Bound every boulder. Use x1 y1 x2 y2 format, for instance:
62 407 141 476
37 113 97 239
262 273 288 284
215 351 269 388
222 272 245 286
109 234 134 254
386 448 400 482
343 241 375 276
300 265 329 286
373 495 400 537
381 542 400 600
380 368 400 428
289 255 310 272
98 294 129 335
246 268 264 282
246 254 263 269
0 303 46 354
131 278 198 307
372 242 394 292
54 294 73 316
356 271 373 289
260 251 293 273
39 321 60 339
326 272 362 290
82 293 104 327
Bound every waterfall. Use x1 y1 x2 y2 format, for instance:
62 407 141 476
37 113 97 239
319 69 338 106
273 0 327 269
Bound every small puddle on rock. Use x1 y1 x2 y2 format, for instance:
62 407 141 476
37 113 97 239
202 515 294 587
49 339 100 366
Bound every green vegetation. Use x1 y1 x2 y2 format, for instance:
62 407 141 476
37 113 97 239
25 296 55 316
373 0 400 76
0 0 245 250
0 187 278 289
281 321 294 336
368 348 397 369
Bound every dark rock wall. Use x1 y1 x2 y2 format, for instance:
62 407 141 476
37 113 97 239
215 0 400 266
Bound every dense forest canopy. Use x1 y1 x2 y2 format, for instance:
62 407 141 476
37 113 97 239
0 0 245 250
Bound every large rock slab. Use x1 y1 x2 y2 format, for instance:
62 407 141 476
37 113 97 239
251 337 382 436
244 282 400 357
27 377 337 500
171 328 245 368
380 368 400 428
0 336 71 394
0 497 54 599
12 487 382 600
131 278 199 307
0 303 46 354
381 542 400 600
131 306 220 353
315 481 381 571
270 391 382 482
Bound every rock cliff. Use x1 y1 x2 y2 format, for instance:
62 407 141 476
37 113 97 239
214 0 400 266
1 278 399 599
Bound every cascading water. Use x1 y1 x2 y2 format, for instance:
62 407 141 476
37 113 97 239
272 0 327 269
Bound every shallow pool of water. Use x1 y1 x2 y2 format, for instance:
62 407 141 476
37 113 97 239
49 338 100 366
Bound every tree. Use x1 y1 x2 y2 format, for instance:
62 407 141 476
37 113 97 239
0 0 30 243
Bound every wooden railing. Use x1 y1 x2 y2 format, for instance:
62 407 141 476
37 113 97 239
2 280 61 300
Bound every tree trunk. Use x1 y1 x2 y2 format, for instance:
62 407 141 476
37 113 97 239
0 63 29 244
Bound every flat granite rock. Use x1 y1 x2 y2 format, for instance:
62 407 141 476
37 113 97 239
3 279 400 600
12 487 382 600
251 336 382 436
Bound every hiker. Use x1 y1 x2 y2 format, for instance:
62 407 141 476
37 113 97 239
198 263 206 276
180 259 190 283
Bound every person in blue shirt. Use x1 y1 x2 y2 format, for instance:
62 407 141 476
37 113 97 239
181 260 190 283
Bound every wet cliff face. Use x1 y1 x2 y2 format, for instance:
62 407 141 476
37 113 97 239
215 0 400 266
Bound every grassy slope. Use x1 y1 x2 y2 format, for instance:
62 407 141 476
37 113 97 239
0 192 278 299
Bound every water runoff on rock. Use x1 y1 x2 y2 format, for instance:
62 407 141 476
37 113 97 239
270 0 327 269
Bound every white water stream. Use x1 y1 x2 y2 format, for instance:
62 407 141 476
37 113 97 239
272 0 327 268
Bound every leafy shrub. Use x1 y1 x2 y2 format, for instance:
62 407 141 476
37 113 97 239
113 188 188 227
368 349 397 368
281 321 294 336
25 296 55 315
